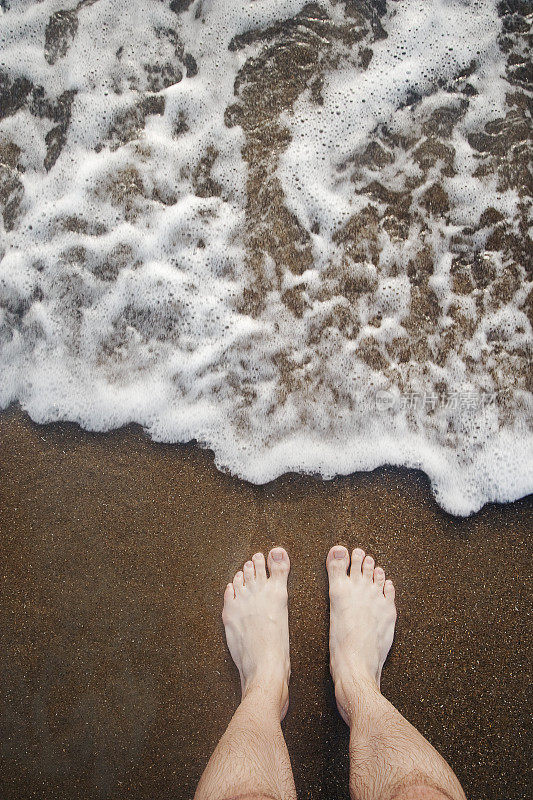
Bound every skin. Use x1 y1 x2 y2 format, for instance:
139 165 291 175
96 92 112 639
194 546 466 800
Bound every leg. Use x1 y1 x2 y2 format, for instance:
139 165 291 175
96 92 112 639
195 547 296 800
326 545 466 800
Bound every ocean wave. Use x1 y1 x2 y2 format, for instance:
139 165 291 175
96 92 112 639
1 0 531 515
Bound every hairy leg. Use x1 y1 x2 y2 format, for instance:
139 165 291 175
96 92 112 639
194 548 296 800
327 545 466 800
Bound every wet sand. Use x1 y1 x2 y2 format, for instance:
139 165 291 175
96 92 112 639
0 408 531 800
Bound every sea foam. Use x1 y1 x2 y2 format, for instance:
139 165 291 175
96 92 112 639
0 0 531 515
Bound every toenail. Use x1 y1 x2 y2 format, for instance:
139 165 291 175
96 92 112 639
245 561 253 568
334 549 346 559
272 551 283 561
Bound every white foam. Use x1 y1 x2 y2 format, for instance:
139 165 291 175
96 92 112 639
0 0 531 515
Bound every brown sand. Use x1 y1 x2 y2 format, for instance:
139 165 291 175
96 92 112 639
0 408 531 800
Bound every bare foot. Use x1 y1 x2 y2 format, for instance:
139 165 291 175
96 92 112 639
326 545 397 724
222 547 291 720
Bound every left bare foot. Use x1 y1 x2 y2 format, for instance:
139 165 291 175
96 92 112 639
222 547 291 719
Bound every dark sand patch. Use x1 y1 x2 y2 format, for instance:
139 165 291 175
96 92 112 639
0 409 531 800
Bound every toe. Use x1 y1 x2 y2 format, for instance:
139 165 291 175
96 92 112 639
223 582 235 602
362 555 375 580
384 579 396 601
252 552 267 584
326 545 350 582
222 583 235 622
350 548 365 580
267 547 290 583
233 570 245 595
243 560 255 588
373 566 386 591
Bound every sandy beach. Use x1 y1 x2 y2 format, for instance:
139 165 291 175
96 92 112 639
0 408 531 800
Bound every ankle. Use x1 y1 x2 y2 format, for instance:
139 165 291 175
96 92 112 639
243 672 289 714
335 668 382 725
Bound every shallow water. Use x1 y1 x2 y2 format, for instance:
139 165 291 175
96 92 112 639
0 0 531 514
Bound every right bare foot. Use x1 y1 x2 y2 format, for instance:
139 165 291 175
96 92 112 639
222 547 291 720
326 545 397 724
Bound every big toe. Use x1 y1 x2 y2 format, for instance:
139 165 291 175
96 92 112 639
326 545 350 582
267 547 290 583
